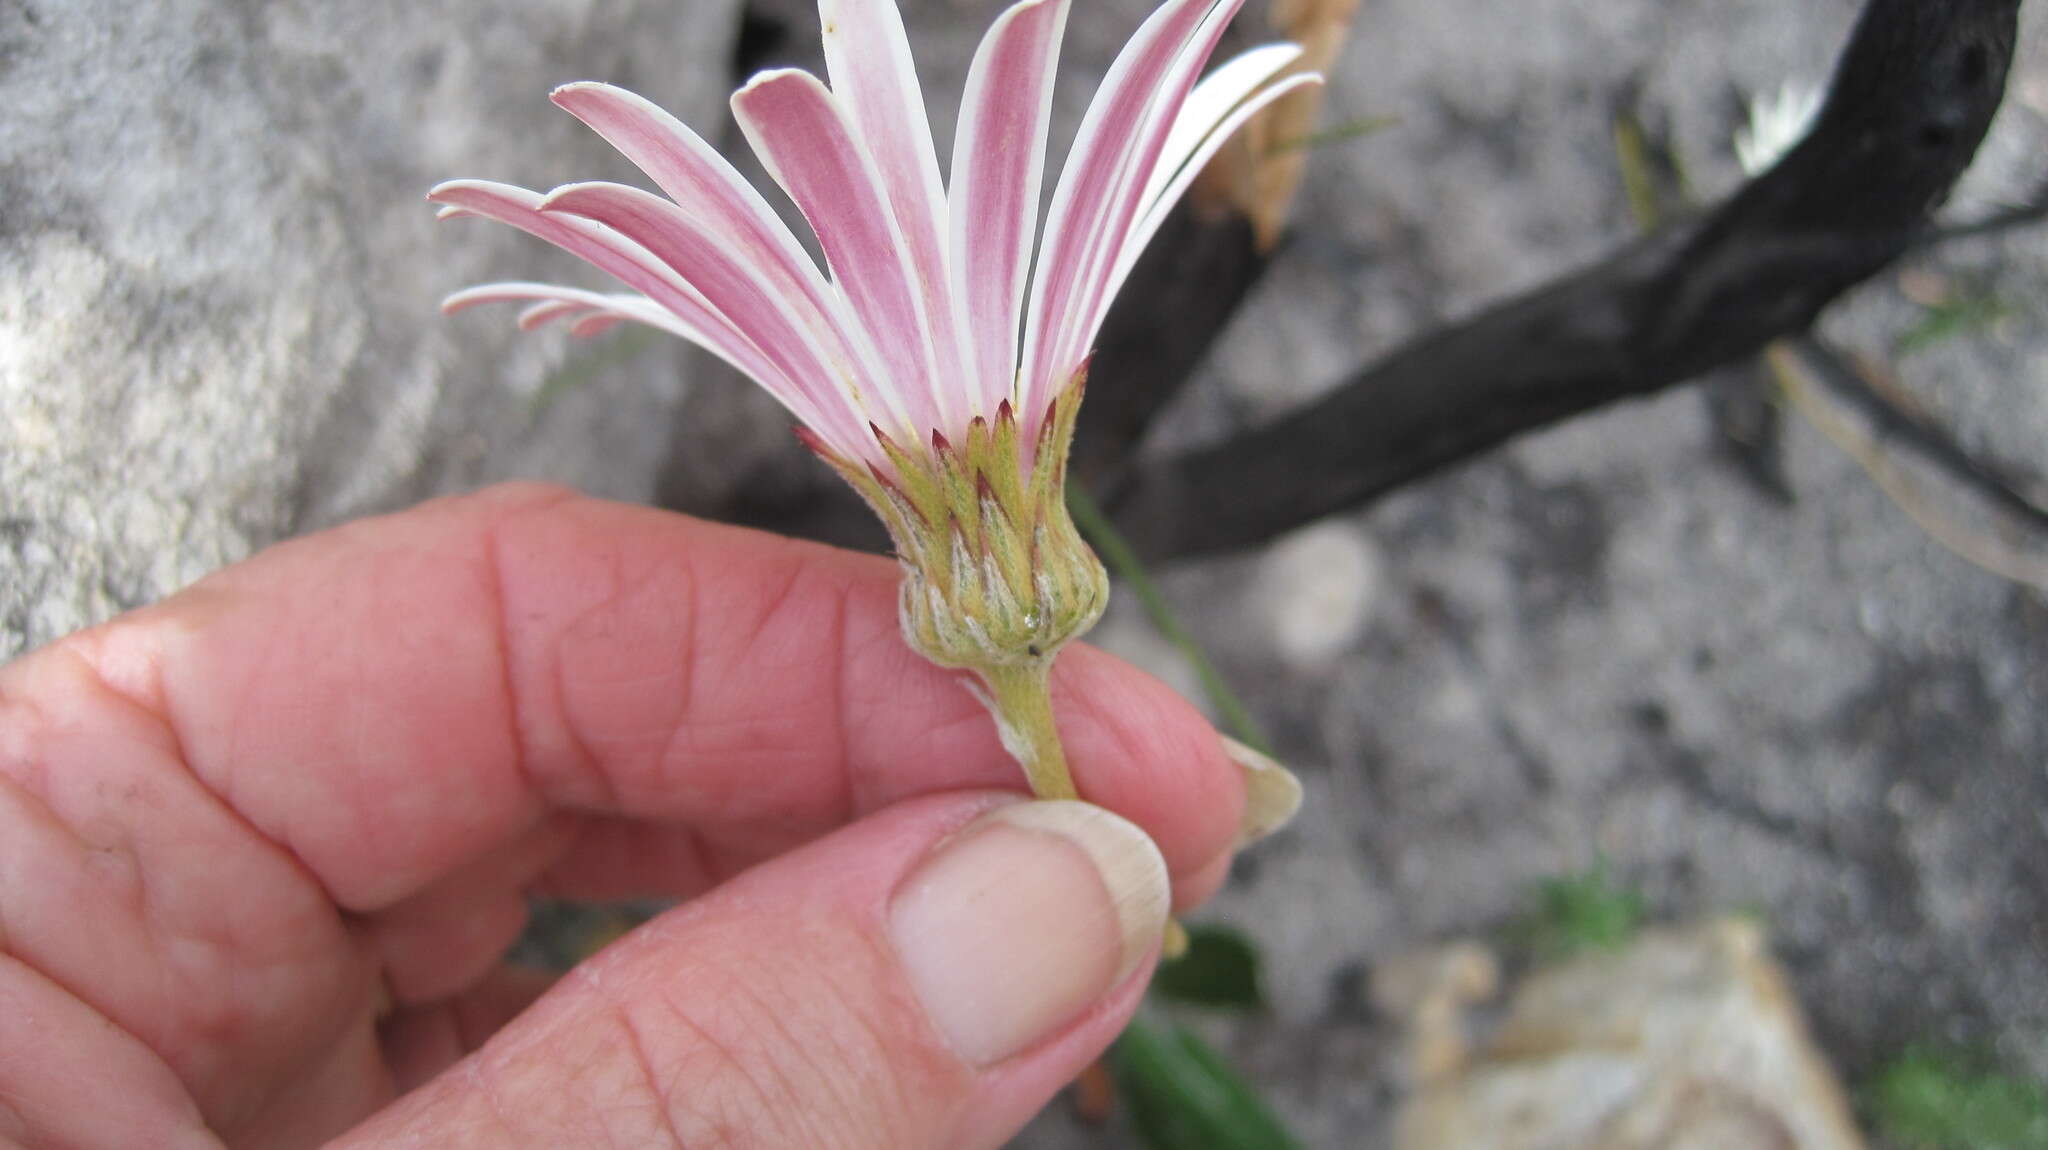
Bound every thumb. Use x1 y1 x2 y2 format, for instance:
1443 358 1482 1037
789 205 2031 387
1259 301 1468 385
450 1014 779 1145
339 794 1172 1149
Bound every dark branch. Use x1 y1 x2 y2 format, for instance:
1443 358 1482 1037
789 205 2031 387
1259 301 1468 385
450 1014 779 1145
1105 0 2024 560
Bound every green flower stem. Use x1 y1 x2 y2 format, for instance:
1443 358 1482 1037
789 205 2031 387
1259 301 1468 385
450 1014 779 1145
981 660 1079 801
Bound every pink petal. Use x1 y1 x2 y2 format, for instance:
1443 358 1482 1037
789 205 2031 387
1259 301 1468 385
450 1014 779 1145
538 180 879 451
443 281 686 338
733 69 945 438
567 313 624 339
1097 71 1324 331
1057 0 1254 392
1139 42 1304 213
430 182 863 452
442 281 598 316
819 0 970 415
516 299 588 331
431 184 726 342
949 0 1069 415
546 82 887 395
1019 0 1242 424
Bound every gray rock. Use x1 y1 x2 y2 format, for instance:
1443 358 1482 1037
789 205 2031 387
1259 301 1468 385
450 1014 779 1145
0 0 742 657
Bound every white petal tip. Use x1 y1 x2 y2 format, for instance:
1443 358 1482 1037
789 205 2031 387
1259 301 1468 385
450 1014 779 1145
551 80 636 109
734 67 819 98
428 177 522 203
1238 41 1306 70
534 180 609 213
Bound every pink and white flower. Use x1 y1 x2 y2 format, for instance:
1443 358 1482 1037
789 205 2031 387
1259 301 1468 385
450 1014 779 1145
432 0 1317 471
433 0 1319 801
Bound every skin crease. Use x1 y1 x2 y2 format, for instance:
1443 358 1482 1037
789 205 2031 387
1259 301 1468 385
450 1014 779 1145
0 483 1245 1148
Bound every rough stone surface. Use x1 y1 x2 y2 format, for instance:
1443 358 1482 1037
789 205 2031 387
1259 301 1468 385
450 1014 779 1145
0 0 742 656
7 0 2048 1146
1383 920 1865 1150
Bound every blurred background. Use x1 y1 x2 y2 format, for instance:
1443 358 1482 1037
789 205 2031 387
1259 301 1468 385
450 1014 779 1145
4 0 2045 1145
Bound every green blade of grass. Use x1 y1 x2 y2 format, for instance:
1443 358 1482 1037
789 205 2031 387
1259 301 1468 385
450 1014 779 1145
1613 113 1664 232
1265 114 1400 157
530 327 658 414
1067 484 1274 754
1894 291 2015 357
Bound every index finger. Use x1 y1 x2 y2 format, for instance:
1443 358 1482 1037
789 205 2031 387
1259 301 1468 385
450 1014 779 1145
28 483 1244 914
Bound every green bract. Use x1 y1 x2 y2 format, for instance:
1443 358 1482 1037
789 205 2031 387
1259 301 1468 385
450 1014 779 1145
806 374 1108 799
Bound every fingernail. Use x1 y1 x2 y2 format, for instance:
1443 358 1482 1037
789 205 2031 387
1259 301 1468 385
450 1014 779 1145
890 801 1169 1066
1226 736 1303 848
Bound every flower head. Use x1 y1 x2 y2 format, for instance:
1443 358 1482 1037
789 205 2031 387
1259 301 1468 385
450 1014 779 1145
433 0 1318 798
1734 79 1824 178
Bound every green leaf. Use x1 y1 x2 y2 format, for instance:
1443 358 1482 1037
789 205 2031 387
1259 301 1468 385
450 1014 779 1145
1154 924 1267 1010
1869 1047 2048 1150
1114 1019 1302 1150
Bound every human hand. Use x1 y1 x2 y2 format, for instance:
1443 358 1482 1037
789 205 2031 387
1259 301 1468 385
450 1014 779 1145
0 484 1252 1148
